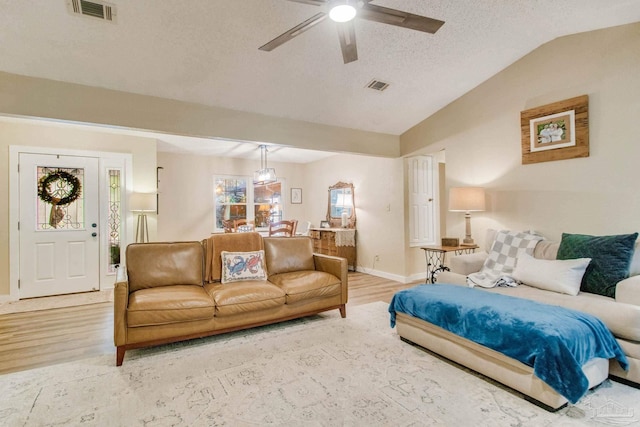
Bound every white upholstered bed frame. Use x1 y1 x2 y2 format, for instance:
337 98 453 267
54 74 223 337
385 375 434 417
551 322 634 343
395 312 610 410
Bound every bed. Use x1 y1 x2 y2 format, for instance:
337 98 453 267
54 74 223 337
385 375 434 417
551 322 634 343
389 285 628 410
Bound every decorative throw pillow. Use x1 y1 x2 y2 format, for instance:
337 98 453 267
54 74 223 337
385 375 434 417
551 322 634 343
221 250 268 284
512 253 591 296
556 232 639 298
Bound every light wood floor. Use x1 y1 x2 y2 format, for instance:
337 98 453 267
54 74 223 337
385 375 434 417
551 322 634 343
0 272 419 375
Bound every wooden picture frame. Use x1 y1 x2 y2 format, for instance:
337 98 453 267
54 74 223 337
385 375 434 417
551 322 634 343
291 188 302 204
521 95 589 164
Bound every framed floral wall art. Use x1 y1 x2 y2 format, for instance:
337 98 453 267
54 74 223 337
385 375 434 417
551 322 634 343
520 95 589 164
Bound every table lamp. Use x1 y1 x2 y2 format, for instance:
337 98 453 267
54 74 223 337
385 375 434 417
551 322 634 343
448 187 485 246
130 192 156 243
336 193 353 228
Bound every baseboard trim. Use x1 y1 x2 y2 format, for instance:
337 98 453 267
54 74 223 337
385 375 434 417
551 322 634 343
0 295 15 303
355 267 424 284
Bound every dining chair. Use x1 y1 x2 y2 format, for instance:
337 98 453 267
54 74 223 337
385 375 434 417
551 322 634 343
221 219 235 233
268 220 298 237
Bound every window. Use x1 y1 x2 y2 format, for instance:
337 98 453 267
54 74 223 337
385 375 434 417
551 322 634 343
214 176 283 230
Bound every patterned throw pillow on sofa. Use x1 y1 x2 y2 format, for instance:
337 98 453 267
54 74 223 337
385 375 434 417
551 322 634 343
556 232 638 298
221 250 268 284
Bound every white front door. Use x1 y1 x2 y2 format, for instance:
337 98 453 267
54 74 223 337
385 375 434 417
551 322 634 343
19 153 100 298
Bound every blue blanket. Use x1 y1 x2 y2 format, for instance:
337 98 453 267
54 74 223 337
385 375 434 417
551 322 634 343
389 285 628 404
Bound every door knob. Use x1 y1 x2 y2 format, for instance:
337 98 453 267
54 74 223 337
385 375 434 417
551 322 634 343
92 223 97 228
91 232 97 237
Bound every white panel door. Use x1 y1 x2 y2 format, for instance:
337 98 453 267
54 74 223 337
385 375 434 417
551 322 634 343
19 153 100 298
408 156 435 246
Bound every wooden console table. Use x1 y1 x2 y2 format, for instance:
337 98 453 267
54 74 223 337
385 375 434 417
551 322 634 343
309 228 356 271
420 244 478 284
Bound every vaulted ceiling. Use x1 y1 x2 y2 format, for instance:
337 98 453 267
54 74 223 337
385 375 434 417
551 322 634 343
1 0 639 160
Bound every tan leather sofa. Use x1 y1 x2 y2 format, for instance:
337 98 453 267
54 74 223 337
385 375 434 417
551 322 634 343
114 233 347 366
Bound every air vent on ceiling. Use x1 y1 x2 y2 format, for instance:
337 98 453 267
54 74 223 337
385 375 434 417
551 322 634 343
366 79 390 92
67 0 116 22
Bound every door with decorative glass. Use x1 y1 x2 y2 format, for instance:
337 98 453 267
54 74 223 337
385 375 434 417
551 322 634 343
19 153 100 298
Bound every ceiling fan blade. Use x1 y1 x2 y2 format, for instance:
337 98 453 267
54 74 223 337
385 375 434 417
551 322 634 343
259 12 327 52
285 0 327 5
336 21 358 64
358 3 445 34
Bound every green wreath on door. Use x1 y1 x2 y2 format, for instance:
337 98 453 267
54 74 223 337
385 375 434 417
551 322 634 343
37 170 82 228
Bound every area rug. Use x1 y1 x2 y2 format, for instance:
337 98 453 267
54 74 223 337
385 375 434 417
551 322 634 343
1 302 638 426
0 289 113 315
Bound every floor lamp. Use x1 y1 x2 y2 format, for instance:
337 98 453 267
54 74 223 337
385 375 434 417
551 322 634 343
449 187 485 246
130 192 156 243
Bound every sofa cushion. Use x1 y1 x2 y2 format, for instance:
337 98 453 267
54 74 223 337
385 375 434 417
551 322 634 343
268 271 342 304
127 285 215 327
615 275 640 306
263 237 315 275
127 242 204 292
512 253 591 296
220 250 267 283
629 240 640 276
205 281 285 316
557 232 638 297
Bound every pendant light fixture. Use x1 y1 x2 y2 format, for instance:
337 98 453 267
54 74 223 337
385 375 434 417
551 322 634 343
253 145 277 185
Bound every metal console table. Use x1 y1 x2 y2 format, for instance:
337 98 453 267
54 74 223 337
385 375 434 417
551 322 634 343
420 244 479 284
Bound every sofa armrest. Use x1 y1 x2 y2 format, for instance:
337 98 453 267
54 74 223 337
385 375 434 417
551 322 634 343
314 253 348 304
449 252 488 275
616 275 640 306
113 267 129 346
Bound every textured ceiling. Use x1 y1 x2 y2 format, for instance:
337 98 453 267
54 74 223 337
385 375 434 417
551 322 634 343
1 0 639 160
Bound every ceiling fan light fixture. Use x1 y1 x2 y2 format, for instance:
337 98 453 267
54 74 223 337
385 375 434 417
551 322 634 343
329 3 356 23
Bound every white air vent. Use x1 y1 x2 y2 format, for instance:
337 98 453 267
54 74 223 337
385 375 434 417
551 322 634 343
67 0 116 22
366 79 390 92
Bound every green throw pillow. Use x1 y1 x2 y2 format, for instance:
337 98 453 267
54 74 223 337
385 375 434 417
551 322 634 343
556 232 638 298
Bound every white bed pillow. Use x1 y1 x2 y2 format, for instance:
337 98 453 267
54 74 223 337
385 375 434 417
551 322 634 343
512 253 591 296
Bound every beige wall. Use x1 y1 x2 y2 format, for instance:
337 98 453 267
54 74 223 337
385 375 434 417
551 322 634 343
157 151 408 280
303 154 406 279
4 22 637 294
401 22 640 273
0 72 399 158
0 119 157 296
156 152 306 241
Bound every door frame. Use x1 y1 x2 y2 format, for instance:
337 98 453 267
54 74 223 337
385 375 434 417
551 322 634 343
9 145 133 301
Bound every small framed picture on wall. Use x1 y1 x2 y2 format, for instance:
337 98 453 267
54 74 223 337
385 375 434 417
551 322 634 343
291 188 302 204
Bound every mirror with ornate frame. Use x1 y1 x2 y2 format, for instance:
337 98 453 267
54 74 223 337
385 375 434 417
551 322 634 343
327 181 356 228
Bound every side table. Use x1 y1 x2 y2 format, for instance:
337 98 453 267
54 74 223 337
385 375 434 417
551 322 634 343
420 245 479 283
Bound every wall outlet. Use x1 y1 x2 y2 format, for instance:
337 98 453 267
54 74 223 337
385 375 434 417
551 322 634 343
374 255 380 262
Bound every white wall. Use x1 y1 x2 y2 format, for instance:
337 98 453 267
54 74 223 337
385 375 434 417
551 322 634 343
0 119 157 296
401 22 640 275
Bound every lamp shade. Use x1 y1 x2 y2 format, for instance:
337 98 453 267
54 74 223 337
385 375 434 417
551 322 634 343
130 192 157 212
449 187 485 212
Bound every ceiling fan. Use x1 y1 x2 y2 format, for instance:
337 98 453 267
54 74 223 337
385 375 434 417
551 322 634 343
259 0 445 64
